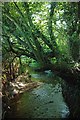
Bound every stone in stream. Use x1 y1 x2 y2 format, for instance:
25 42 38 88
54 91 58 93
36 95 40 97
41 112 44 115
58 90 61 92
48 101 54 103
34 106 39 111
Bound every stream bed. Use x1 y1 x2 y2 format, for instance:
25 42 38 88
6 67 70 119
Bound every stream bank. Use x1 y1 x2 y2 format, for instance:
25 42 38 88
62 81 80 119
2 70 41 119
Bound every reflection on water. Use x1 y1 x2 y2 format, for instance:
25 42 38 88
7 67 70 118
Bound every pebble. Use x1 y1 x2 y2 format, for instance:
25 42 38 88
48 101 54 103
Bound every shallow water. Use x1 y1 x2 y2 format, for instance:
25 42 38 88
7 67 70 118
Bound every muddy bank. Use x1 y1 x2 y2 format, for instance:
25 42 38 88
2 70 42 119
62 81 80 118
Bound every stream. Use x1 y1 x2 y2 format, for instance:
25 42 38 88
6 66 70 119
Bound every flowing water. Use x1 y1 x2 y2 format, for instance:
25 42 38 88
6 66 70 119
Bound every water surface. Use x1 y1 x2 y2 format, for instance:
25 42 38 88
7 67 70 118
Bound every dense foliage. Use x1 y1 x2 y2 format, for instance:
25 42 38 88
2 2 80 81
